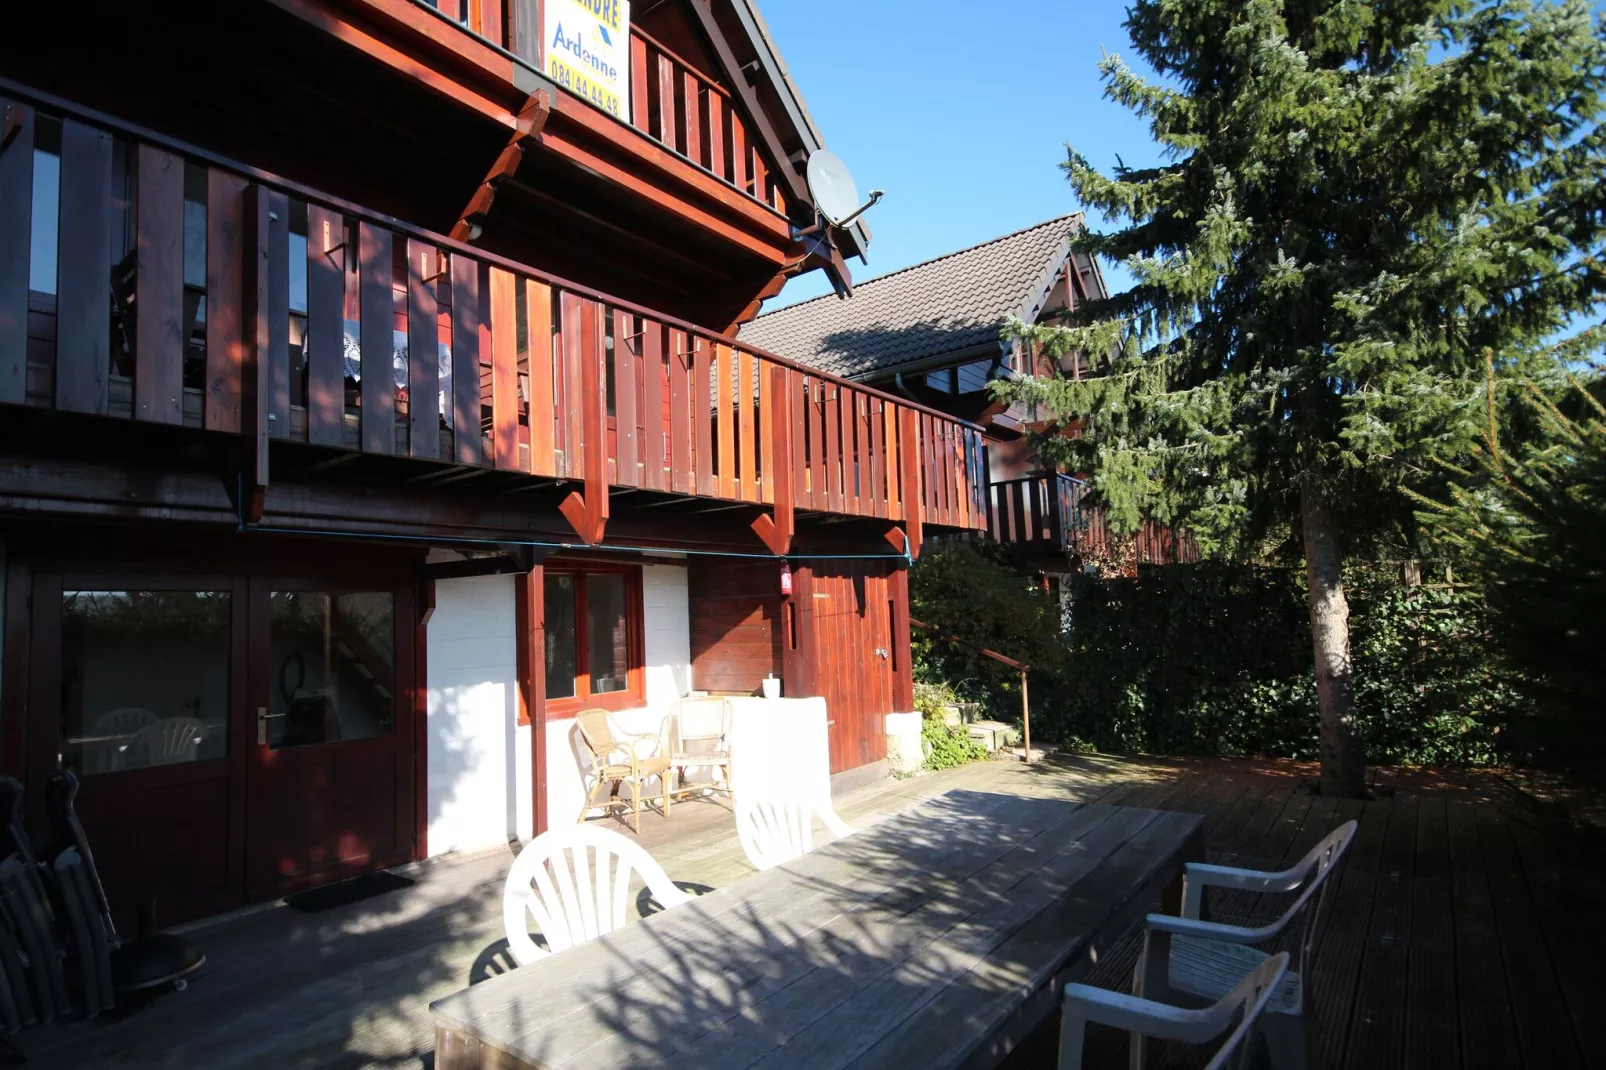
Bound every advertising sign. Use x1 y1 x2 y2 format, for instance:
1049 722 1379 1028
543 0 632 122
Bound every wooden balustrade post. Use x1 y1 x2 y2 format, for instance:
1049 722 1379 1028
899 406 923 559
1020 669 1031 765
750 362 793 555
515 554 554 837
238 182 272 523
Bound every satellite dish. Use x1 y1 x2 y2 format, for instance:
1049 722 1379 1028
806 149 883 229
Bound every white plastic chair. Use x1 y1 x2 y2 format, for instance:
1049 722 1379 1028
82 707 159 774
734 793 855 871
502 824 693 966
125 717 207 769
1060 951 1290 1070
1134 821 1358 1070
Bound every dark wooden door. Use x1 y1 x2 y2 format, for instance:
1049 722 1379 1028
811 561 894 773
28 571 251 930
245 577 416 897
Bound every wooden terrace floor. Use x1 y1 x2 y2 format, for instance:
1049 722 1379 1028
22 755 1604 1069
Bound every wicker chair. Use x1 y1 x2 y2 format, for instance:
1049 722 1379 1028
667 699 733 803
574 709 671 834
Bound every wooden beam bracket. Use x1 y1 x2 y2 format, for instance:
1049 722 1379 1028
558 489 607 546
749 363 794 554
559 301 609 546
450 88 551 243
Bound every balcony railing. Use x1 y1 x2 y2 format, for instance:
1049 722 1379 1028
0 86 986 537
988 473 1198 564
423 2 787 213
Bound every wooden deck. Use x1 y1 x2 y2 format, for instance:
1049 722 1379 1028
21 754 1603 1069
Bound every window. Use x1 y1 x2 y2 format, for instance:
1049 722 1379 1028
267 591 396 748
543 563 644 714
61 589 231 775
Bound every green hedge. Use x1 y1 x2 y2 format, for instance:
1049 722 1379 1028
911 544 1525 766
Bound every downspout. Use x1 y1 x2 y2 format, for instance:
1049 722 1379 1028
892 372 921 404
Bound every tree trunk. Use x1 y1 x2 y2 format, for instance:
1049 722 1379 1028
1301 483 1367 797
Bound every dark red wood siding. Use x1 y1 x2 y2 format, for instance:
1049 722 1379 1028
808 559 897 773
687 558 781 695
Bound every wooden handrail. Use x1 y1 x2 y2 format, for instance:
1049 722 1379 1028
0 76 973 433
909 618 1033 764
2 79 991 543
909 618 1028 672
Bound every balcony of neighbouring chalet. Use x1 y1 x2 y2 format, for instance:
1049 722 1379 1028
0 87 987 547
988 472 1198 566
0 1 852 334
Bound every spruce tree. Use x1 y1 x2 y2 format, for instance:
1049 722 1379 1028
1418 362 1606 773
1000 0 1606 795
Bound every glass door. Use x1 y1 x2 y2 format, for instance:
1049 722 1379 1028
35 573 249 929
245 578 417 897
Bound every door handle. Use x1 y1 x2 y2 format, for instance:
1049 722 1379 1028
256 707 288 743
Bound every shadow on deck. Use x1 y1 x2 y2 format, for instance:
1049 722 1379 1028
19 754 1603 1069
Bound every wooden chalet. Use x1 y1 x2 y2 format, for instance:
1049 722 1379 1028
742 215 1197 573
0 0 989 928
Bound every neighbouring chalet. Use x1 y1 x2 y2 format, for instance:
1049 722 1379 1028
742 215 1196 574
0 1 989 927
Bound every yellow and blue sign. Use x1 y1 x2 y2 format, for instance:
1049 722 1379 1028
544 0 632 121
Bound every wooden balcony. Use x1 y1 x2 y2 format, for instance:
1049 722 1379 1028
0 87 986 547
988 473 1198 564
420 2 788 215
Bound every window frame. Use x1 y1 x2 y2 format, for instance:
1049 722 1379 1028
538 560 646 719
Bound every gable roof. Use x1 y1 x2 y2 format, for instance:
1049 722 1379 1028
739 215 1085 380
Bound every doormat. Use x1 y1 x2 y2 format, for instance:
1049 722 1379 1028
283 871 415 913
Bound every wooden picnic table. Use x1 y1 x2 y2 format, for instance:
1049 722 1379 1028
429 789 1204 1070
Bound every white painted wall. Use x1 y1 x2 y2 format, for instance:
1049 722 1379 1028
424 560 694 856
425 574 520 856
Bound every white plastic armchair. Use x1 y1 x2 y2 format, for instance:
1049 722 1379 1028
734 793 855 871
502 824 694 966
1060 951 1289 1070
1135 820 1358 1070
125 717 208 768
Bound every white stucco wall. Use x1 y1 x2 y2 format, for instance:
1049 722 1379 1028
425 574 520 857
424 560 693 856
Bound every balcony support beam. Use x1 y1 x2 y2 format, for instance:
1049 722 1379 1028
451 89 551 243
898 407 923 560
750 363 794 556
558 301 609 546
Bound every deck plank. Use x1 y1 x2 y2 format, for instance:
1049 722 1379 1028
22 757 1599 1070
1344 796 1417 1069
1446 797 1521 1070
1504 806 1606 1067
1404 796 1459 1070
1476 802 1584 1069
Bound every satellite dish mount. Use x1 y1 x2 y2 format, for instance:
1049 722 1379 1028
799 149 883 236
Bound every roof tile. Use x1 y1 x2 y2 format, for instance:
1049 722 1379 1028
739 215 1081 379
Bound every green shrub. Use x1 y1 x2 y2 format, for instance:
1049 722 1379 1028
910 542 1526 766
921 715 988 771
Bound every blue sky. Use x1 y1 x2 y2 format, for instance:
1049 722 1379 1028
760 0 1163 309
760 0 1606 315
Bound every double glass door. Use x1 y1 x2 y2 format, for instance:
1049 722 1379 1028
37 568 416 927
